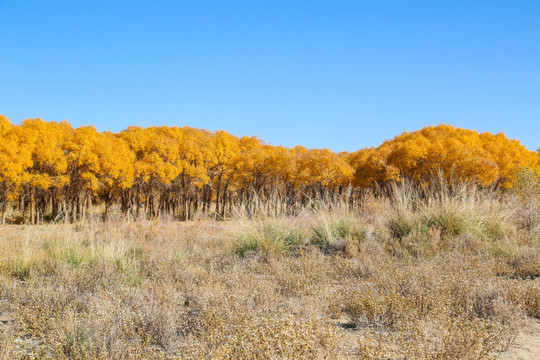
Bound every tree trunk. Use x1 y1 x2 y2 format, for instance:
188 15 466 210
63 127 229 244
30 188 36 225
1 201 6 225
51 188 58 222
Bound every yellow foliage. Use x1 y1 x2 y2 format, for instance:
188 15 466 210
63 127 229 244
16 118 72 189
350 124 539 188
0 118 538 222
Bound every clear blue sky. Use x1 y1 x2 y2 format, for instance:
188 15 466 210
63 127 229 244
1 0 539 152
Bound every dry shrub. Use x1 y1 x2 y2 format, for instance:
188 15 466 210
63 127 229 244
344 289 412 330
512 167 540 231
400 317 510 360
493 245 540 279
349 316 510 360
185 311 342 359
504 279 540 318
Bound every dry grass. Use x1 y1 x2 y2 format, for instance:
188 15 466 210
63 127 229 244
0 180 539 359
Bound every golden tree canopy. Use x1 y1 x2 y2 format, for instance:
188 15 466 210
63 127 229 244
350 124 539 188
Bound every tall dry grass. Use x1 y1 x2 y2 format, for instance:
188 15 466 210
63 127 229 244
0 178 538 359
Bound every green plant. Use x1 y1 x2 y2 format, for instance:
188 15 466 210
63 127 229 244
63 246 84 267
311 213 366 250
234 219 303 256
11 259 33 280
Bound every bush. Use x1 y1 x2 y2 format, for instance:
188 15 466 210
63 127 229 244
310 213 367 253
234 219 304 256
185 311 342 359
343 289 410 330
385 181 514 257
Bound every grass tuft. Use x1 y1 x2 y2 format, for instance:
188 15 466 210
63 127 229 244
234 218 304 256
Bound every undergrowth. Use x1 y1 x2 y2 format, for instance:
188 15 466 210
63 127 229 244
0 178 538 359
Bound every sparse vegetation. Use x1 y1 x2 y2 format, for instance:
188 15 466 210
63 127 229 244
0 178 538 359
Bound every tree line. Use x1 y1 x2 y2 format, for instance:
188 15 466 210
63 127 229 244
0 116 538 223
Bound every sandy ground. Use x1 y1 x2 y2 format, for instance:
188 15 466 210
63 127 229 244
499 318 540 360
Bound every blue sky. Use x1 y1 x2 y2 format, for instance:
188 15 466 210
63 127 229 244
1 0 539 152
